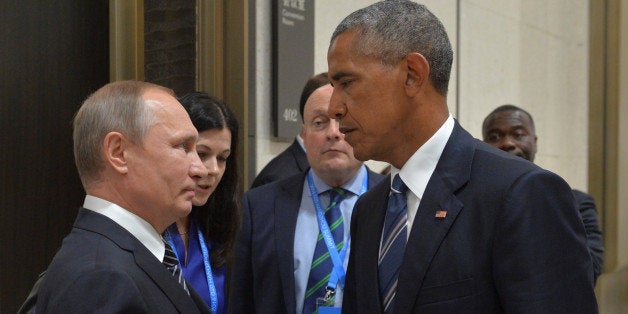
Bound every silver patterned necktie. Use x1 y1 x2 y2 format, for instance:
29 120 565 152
163 239 190 295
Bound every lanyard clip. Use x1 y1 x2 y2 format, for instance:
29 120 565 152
323 287 336 303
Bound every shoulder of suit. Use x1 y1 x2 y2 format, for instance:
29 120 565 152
247 171 307 196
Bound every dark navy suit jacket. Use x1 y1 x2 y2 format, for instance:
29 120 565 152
572 189 604 282
342 122 598 313
36 208 210 313
250 139 309 189
229 168 384 314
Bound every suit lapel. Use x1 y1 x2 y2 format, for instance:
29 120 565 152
355 179 389 310
134 252 206 313
274 173 307 313
395 174 464 311
75 209 206 313
290 140 309 171
395 122 475 312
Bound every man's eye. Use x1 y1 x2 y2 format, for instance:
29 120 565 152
487 134 501 142
178 142 192 152
513 132 526 140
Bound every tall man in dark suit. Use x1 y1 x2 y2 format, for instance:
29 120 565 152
35 81 211 313
229 78 384 313
250 73 330 188
326 1 598 313
482 104 604 283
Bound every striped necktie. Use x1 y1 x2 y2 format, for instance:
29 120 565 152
163 239 190 295
378 174 408 314
303 188 346 313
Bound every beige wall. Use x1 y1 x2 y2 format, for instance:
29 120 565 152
253 0 282 172
458 0 589 191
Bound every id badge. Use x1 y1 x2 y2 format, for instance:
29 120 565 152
317 306 341 314
316 289 341 314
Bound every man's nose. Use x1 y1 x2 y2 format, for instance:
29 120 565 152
328 90 346 120
497 136 517 151
327 118 343 139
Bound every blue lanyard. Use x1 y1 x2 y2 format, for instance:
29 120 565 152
306 170 368 291
165 223 218 313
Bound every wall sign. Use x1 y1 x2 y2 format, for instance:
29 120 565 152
273 0 314 139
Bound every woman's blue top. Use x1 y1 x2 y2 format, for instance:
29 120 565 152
167 221 227 314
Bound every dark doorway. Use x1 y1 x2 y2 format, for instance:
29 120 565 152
0 1 109 312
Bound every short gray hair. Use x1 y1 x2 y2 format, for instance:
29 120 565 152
331 0 453 96
73 80 174 188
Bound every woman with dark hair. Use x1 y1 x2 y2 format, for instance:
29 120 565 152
164 92 240 314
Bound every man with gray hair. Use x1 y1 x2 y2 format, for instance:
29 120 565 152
327 1 597 313
34 81 211 313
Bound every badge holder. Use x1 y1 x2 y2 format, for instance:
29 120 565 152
316 287 341 314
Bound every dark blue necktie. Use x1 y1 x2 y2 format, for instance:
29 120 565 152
163 239 190 295
378 174 408 314
303 188 346 313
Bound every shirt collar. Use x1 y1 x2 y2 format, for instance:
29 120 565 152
308 164 367 196
83 195 165 262
296 134 306 152
392 114 455 199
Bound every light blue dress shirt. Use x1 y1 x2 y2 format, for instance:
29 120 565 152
293 165 368 313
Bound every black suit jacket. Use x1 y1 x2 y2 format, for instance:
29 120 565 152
250 139 309 188
343 122 598 313
573 189 604 282
36 208 211 313
229 168 384 314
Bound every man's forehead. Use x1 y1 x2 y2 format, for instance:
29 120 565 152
307 107 330 116
328 30 360 60
491 111 530 124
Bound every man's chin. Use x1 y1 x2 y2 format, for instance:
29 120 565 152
317 160 361 177
177 203 193 216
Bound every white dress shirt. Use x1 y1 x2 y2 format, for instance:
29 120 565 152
83 195 165 262
390 115 454 237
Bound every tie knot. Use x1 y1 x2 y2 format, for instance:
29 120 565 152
391 174 407 194
329 187 346 199
327 188 346 208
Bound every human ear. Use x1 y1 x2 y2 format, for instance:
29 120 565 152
404 52 430 96
103 132 129 174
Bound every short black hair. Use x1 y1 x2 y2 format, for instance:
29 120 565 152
482 104 535 134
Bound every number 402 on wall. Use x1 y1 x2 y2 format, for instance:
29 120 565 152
283 108 299 122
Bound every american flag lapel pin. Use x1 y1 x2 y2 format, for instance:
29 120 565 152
435 209 447 219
